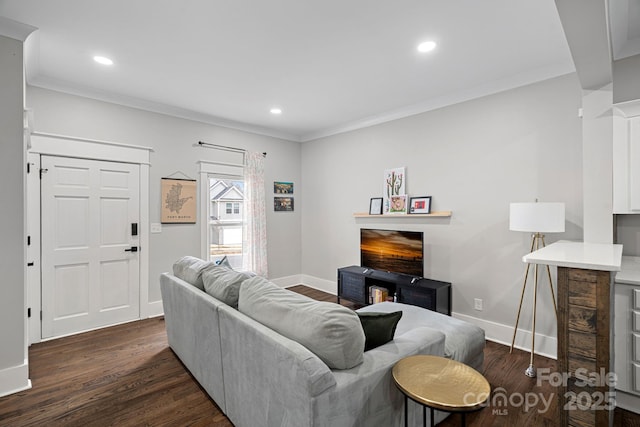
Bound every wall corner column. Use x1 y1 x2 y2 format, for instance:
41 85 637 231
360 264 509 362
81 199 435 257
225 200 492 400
0 18 36 397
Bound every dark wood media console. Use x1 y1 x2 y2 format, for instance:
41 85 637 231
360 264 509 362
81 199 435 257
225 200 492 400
337 265 451 315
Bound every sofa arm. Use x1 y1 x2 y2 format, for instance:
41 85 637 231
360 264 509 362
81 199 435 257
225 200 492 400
159 273 227 411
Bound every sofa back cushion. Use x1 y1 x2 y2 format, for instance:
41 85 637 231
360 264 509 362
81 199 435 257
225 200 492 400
172 256 215 291
202 265 252 309
238 276 365 369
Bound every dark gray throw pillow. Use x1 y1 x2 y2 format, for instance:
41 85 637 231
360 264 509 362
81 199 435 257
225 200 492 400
357 311 403 351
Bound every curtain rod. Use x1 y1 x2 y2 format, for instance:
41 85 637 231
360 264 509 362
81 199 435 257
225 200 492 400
197 141 266 157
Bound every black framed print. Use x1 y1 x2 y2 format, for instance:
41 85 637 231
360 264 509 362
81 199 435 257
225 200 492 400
409 196 432 214
274 197 294 212
369 197 383 215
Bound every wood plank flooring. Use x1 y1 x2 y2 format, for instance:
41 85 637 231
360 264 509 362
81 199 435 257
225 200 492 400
1 285 638 426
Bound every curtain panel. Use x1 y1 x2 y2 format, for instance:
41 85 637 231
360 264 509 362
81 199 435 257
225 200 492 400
242 151 268 277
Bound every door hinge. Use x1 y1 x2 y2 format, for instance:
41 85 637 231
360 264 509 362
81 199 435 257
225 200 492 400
27 307 31 318
27 162 30 174
27 235 31 246
40 310 43 320
39 168 48 179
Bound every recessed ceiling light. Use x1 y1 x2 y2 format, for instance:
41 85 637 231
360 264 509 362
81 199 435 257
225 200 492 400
417 41 437 53
93 55 113 66
270 108 282 115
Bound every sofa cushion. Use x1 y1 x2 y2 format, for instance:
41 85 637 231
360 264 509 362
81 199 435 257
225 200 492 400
357 311 403 351
357 302 486 367
238 276 365 370
202 265 252 309
172 256 215 291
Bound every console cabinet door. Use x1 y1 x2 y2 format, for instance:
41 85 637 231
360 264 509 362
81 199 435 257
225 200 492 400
339 272 366 304
397 284 433 311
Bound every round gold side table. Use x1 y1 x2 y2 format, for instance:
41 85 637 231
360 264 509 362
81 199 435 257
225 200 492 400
392 355 490 427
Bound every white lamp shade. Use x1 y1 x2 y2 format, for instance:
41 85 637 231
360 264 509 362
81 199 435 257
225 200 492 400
509 202 565 233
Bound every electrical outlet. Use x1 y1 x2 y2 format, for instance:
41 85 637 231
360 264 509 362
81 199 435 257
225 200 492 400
474 298 483 311
150 223 162 233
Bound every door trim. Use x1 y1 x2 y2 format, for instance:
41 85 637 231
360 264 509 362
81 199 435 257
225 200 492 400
28 132 154 344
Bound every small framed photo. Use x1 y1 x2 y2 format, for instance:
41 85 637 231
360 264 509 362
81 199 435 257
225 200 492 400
389 195 408 214
409 196 432 214
274 181 293 194
369 198 383 215
274 196 294 212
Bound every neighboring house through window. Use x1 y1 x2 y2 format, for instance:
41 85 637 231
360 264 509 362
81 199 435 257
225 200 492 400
209 178 244 269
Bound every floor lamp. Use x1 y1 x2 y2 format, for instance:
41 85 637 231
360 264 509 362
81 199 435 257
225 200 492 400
509 202 565 378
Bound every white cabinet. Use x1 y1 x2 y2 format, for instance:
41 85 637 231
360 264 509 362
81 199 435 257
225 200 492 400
615 283 640 396
614 112 640 213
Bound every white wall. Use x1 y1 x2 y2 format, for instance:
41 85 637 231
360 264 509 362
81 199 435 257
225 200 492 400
301 74 584 354
26 86 302 304
0 34 29 396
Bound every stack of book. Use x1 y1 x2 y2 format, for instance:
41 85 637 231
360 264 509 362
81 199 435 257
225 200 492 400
369 286 389 304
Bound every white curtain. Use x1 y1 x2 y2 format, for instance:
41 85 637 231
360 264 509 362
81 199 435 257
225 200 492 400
243 151 268 276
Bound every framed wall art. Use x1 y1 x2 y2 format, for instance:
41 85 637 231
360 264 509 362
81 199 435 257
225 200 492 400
274 181 294 194
409 196 432 214
383 167 405 213
388 195 407 214
161 178 197 223
274 196 294 212
369 197 383 215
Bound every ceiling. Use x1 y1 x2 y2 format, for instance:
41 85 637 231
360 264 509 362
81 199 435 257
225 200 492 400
0 0 629 142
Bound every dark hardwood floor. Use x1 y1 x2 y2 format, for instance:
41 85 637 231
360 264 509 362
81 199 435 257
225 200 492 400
1 285 638 426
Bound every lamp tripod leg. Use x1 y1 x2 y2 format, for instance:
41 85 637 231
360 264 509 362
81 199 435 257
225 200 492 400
546 264 558 320
525 257 539 378
510 264 530 354
510 235 536 354
541 235 558 320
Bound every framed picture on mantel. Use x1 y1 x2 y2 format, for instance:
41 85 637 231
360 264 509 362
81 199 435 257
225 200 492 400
389 195 407 214
369 198 383 215
409 196 432 214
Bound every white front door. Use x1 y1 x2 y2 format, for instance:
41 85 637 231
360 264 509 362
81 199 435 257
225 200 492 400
41 156 140 339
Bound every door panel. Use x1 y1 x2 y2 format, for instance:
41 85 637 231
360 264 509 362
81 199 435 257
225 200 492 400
54 263 90 318
41 156 140 339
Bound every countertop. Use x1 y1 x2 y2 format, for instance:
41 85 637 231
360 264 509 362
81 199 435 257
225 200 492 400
615 256 640 285
522 241 623 271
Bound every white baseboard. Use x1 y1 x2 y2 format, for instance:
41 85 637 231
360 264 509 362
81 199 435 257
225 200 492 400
273 274 337 294
271 274 305 288
453 312 557 360
289 274 557 360
299 275 337 294
144 300 164 318
0 360 31 398
616 389 640 414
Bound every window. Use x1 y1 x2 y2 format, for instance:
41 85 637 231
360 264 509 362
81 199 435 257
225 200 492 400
200 151 266 276
208 177 244 269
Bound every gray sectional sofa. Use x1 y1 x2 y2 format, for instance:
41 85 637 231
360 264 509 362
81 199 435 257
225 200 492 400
160 257 485 427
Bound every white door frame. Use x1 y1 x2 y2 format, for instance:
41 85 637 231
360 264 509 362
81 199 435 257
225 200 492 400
28 132 153 344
